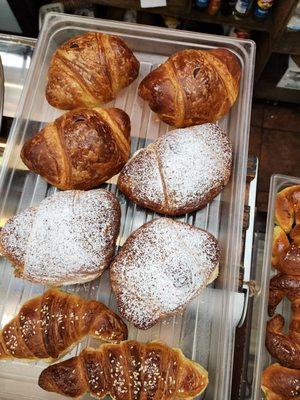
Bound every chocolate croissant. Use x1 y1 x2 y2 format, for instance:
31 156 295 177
21 107 131 190
39 340 209 399
46 32 140 109
0 289 127 361
262 363 300 399
138 48 241 128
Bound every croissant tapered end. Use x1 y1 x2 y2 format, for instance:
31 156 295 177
275 185 300 233
272 226 290 268
262 363 300 400
89 306 128 342
21 107 131 190
266 314 300 369
39 356 86 397
39 340 208 400
20 129 61 187
177 354 209 397
208 48 241 96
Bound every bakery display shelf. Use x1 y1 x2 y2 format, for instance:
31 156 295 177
251 174 300 400
0 14 255 400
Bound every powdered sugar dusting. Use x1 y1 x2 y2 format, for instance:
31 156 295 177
118 123 232 214
159 124 232 209
0 190 120 285
111 218 219 329
119 147 164 206
0 208 35 265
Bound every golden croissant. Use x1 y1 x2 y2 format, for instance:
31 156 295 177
46 32 140 109
21 107 131 190
39 340 208 399
0 289 127 361
262 363 300 399
138 48 241 128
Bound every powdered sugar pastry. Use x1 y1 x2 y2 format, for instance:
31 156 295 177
118 123 232 215
0 189 120 285
110 218 219 329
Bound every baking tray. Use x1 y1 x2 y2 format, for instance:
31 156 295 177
0 13 255 400
251 174 300 400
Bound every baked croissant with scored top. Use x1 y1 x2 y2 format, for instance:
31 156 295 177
138 48 241 128
39 340 209 399
0 288 127 361
21 107 131 190
46 32 140 109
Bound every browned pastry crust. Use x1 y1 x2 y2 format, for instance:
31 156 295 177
262 363 300 399
266 274 300 369
38 340 208 399
272 226 291 269
275 186 300 234
268 273 300 317
138 48 241 128
266 314 300 370
0 288 127 361
21 107 131 190
46 32 140 109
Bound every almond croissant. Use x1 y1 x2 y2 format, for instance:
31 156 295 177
138 48 241 128
21 107 131 190
39 340 208 399
0 289 127 361
46 32 140 109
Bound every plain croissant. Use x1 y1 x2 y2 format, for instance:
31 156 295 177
138 48 241 128
46 32 140 109
0 289 127 361
21 107 131 190
266 273 300 369
39 340 209 399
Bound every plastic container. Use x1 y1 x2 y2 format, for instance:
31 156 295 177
0 13 255 400
251 174 300 400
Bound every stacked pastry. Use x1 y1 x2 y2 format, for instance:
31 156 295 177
0 29 243 398
262 185 300 399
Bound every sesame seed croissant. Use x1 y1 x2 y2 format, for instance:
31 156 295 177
0 288 127 361
39 340 208 399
